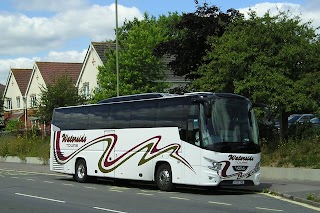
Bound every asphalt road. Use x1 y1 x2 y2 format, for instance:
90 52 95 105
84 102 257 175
0 168 319 213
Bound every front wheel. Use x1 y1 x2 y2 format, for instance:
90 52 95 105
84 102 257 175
74 159 88 183
155 164 174 191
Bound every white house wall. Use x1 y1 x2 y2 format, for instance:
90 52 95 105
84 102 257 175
4 74 23 111
26 67 46 109
78 49 101 96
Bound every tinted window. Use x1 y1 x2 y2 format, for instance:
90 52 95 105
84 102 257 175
88 104 110 129
186 104 200 145
131 100 158 128
69 106 89 130
109 102 132 128
52 108 72 129
156 98 187 128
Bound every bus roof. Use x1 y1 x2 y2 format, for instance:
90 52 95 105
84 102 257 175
53 92 248 111
97 93 175 104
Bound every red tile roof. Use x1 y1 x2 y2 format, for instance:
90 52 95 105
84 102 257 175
11 68 33 95
35 62 82 85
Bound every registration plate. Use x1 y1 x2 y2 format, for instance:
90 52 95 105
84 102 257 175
232 180 245 185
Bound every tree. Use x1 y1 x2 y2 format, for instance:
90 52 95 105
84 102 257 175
192 10 320 137
38 74 85 123
0 98 4 128
154 3 243 80
92 13 181 102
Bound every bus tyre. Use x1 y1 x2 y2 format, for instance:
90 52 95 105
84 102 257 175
156 164 174 191
74 159 88 183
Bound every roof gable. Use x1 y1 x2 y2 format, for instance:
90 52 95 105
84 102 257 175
11 68 33 95
76 42 116 87
91 42 116 63
35 62 82 85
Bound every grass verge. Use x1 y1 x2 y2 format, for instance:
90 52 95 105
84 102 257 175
0 134 50 162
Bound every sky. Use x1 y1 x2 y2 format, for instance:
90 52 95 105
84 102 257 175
1 0 319 85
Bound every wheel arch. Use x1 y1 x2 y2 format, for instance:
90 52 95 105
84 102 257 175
154 161 171 181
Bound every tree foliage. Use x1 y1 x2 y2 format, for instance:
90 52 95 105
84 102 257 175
92 13 181 102
38 74 85 123
192 10 320 136
154 3 243 80
0 98 4 128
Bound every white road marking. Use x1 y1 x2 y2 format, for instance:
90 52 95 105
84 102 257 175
15 193 66 203
157 191 176 194
137 192 154 196
255 207 283 212
170 196 190 201
140 190 154 193
85 186 97 189
0 168 69 177
26 179 35 181
44 181 54 184
62 183 74 186
262 193 320 212
11 177 19 179
93 207 127 213
109 189 123 193
110 186 129 190
208 201 232 206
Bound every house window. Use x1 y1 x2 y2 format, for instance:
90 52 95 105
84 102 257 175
6 98 12 110
16 96 21 108
82 82 90 97
30 95 37 108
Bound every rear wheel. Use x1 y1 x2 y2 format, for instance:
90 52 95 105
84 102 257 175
74 159 88 183
155 164 174 191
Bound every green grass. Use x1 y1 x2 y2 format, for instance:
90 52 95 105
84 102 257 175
261 135 320 169
307 193 320 203
261 123 320 169
0 134 50 162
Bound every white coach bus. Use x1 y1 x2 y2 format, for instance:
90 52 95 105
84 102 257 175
50 92 267 191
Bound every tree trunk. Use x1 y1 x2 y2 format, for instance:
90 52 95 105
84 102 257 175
280 110 289 140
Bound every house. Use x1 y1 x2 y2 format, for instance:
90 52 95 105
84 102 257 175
2 68 33 124
76 42 116 98
26 61 82 108
25 61 82 127
76 41 189 98
2 62 82 129
159 54 189 90
0 83 6 128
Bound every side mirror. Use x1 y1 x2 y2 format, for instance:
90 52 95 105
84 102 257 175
192 98 212 117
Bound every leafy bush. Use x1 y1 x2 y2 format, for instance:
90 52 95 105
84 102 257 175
4 120 24 132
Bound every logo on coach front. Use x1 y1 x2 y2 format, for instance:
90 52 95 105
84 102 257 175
232 166 248 172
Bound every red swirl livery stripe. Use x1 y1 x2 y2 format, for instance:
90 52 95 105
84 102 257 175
98 135 194 173
54 131 112 164
54 131 194 173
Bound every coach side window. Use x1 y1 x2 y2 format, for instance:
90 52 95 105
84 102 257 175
131 101 157 128
69 107 89 130
186 105 200 146
109 102 132 128
88 104 110 129
156 98 187 139
53 108 72 130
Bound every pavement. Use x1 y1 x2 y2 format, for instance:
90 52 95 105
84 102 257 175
1 161 320 208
